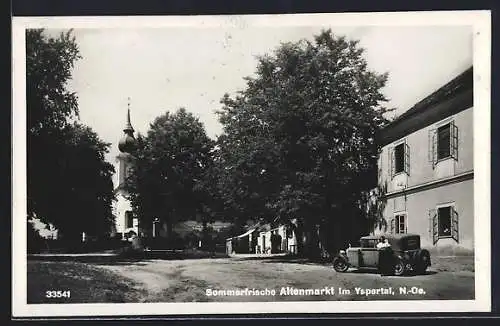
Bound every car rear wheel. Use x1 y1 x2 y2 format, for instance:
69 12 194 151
393 258 405 276
333 256 349 272
415 251 430 274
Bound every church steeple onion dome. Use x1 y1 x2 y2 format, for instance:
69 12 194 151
118 100 137 153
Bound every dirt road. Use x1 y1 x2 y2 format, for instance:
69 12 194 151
93 256 474 302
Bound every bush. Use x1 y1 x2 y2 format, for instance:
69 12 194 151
27 222 48 254
28 236 130 254
117 245 145 259
142 236 185 250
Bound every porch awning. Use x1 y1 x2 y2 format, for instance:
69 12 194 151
236 228 256 239
226 228 257 241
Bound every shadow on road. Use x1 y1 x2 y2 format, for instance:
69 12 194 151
350 269 438 277
28 249 229 265
234 255 440 277
28 255 148 265
234 255 332 266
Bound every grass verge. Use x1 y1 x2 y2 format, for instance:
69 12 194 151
430 255 475 273
27 260 146 303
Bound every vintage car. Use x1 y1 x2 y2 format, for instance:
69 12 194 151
332 233 431 276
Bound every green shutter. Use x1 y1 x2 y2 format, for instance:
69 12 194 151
429 209 437 245
451 121 459 161
389 217 395 234
389 147 395 179
404 141 410 175
452 207 459 243
428 129 436 168
387 147 392 179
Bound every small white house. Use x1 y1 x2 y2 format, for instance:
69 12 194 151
255 224 297 254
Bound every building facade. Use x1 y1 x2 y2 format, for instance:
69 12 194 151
226 222 298 255
226 227 259 254
256 224 298 254
112 105 139 240
375 67 473 254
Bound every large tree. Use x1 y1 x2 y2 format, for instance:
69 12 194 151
27 29 115 240
126 108 215 239
216 30 392 256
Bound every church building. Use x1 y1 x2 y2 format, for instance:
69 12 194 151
112 102 139 240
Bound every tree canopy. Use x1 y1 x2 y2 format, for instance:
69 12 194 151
215 29 392 254
126 108 216 237
27 29 115 240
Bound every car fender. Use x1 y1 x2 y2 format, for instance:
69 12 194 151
335 250 349 264
337 250 348 260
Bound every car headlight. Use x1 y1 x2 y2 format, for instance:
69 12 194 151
340 250 346 254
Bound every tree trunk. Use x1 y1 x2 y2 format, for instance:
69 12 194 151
305 224 321 260
317 223 330 259
166 220 173 239
327 218 343 254
294 219 305 256
295 219 321 259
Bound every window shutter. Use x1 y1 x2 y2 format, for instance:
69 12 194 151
390 147 395 179
432 130 438 167
387 147 391 179
404 215 408 234
389 217 395 234
428 129 436 168
404 140 410 175
429 209 438 245
451 121 459 161
452 207 459 243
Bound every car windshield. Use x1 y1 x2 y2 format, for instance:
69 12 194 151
360 239 378 248
387 236 420 251
403 237 420 250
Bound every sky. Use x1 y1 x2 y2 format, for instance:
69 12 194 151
48 23 472 187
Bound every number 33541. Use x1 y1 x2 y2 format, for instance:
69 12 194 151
45 290 71 298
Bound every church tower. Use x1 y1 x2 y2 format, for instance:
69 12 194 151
113 99 139 240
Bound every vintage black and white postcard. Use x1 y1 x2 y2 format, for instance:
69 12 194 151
12 10 491 318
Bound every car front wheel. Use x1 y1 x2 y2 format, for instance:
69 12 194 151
333 256 349 272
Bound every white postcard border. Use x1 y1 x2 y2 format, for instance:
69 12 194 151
12 10 492 317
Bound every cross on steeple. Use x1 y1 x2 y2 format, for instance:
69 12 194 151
118 97 136 153
124 97 134 134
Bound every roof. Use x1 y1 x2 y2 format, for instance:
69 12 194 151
236 228 257 238
226 221 283 240
378 66 473 147
118 107 137 153
258 223 272 233
226 226 259 241
391 67 472 124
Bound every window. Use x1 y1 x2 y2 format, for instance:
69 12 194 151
125 211 134 228
395 214 407 234
438 206 451 237
429 205 459 244
429 120 458 166
389 140 410 177
390 214 407 234
437 124 451 160
394 143 405 174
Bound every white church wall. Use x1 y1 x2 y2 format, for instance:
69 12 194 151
112 193 132 236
